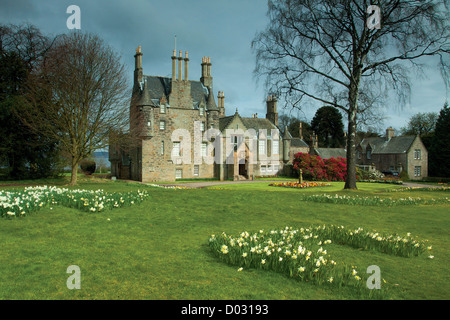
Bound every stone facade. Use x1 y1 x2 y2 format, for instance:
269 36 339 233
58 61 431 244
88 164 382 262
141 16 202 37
110 47 285 182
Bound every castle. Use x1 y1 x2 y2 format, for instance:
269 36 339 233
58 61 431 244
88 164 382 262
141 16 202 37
109 46 427 182
109 47 292 182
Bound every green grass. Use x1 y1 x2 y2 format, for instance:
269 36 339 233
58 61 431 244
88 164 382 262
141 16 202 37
0 178 448 300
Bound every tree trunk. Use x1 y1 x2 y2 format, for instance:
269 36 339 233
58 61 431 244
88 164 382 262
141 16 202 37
70 156 78 185
344 69 361 190
344 108 358 189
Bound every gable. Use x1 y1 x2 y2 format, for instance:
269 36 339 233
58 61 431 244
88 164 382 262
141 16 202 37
219 114 248 132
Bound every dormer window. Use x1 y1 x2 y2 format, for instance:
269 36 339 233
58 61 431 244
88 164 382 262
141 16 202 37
367 150 372 160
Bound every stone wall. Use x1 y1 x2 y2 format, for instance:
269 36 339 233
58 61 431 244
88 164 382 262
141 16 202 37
406 136 428 180
140 106 216 182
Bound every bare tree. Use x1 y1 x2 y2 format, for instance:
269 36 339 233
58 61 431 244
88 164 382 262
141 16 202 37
400 112 439 136
252 0 449 189
23 32 131 185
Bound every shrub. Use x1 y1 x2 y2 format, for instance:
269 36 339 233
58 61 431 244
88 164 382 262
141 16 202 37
324 157 347 181
399 170 409 181
80 159 96 175
293 153 347 181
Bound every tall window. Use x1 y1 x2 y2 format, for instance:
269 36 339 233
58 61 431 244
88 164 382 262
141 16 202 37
199 107 204 116
201 142 207 157
414 149 421 160
367 150 372 160
160 120 166 130
272 139 279 155
259 140 266 155
175 169 182 179
414 166 421 177
201 121 205 132
173 142 180 156
160 105 166 113
160 141 164 155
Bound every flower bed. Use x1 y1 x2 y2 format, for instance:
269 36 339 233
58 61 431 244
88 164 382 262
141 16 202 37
0 186 150 218
269 181 331 188
209 225 433 289
299 193 449 206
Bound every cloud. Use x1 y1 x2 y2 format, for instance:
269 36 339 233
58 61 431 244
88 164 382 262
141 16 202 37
0 0 446 130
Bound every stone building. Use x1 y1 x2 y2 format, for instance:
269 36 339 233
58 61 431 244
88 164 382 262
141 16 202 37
110 47 286 182
110 47 426 182
356 127 428 180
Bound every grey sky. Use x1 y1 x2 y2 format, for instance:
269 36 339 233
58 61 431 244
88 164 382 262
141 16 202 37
1 0 448 133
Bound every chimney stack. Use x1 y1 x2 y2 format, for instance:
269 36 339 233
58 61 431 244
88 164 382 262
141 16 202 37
201 57 213 87
217 91 225 117
177 50 183 81
184 51 189 81
386 127 394 141
171 50 177 81
134 46 143 85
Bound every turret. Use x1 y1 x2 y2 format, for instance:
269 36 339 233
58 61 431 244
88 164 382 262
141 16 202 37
207 86 219 129
266 95 278 127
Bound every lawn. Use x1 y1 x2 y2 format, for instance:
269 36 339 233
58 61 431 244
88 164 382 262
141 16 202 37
0 177 448 300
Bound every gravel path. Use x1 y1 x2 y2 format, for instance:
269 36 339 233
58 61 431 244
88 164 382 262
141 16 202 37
148 180 285 189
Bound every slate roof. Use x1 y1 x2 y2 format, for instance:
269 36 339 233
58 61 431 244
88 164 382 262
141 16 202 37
313 148 347 159
135 75 211 109
240 117 278 131
360 136 416 154
218 113 280 135
291 138 309 148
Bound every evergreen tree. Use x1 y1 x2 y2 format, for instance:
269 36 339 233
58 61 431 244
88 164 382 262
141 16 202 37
311 106 345 148
429 102 450 177
0 24 62 180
